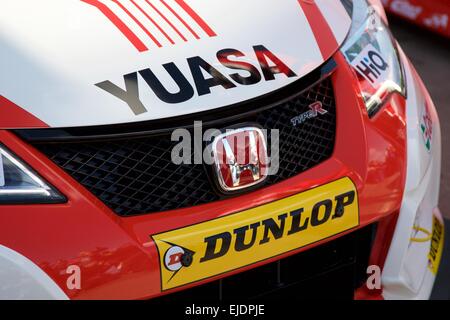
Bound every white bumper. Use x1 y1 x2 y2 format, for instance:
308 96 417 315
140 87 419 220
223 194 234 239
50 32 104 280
0 245 68 300
382 48 444 300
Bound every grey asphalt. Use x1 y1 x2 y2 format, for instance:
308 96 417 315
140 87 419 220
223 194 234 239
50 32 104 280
390 18 449 300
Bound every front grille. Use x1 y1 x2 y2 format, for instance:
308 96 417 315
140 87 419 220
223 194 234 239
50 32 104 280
31 77 336 216
152 225 376 301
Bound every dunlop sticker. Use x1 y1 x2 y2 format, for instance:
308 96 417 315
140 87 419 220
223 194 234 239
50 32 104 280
152 177 360 291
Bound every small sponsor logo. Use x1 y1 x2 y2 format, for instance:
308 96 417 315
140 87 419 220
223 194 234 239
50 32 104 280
212 127 269 192
163 244 194 272
351 44 390 86
164 246 185 271
420 102 433 152
290 101 328 127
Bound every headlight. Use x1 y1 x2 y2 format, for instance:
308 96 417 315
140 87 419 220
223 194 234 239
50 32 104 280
0 145 66 204
341 0 406 117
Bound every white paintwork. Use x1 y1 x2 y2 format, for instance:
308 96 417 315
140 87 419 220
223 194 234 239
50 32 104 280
316 0 352 45
382 48 443 300
0 0 351 128
0 245 68 300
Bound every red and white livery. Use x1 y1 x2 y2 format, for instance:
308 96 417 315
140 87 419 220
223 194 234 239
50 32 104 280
0 0 444 300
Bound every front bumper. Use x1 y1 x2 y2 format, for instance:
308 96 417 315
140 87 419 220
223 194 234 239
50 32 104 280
0 50 443 299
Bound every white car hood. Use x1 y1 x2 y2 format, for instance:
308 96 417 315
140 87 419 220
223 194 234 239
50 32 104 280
0 0 352 128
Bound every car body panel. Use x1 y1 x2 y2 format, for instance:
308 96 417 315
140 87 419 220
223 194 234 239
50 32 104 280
382 48 444 299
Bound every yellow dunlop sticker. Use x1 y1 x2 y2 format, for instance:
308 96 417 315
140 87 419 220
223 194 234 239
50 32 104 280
152 177 360 291
428 215 445 275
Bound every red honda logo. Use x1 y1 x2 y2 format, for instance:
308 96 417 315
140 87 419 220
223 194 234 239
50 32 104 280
212 127 269 192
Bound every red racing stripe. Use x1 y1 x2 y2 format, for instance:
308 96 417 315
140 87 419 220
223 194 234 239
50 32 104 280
297 0 338 59
145 0 188 42
0 96 48 128
160 0 200 39
175 0 216 37
81 0 148 52
112 0 162 47
130 0 175 44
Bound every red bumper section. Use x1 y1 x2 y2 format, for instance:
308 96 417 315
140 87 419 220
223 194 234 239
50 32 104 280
0 54 407 299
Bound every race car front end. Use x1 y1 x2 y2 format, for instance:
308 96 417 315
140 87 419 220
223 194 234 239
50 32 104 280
0 0 444 300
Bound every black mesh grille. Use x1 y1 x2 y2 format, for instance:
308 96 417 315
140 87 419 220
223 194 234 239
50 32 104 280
32 78 336 216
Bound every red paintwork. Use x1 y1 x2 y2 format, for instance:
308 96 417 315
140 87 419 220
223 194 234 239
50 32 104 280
160 0 200 39
354 212 399 300
0 52 409 299
174 0 217 37
297 0 339 60
81 0 148 52
130 0 175 45
145 0 188 42
0 96 49 129
112 0 162 47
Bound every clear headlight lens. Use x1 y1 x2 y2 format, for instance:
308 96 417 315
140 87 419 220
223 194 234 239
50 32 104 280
341 0 406 117
0 145 66 204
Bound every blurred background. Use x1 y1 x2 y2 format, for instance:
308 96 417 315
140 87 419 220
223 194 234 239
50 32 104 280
388 16 449 300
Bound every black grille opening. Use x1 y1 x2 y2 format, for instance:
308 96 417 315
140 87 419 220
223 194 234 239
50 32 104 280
30 78 336 216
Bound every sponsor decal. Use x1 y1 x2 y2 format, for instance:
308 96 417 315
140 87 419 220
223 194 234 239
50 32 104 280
212 127 269 192
351 44 390 86
290 101 328 127
428 215 444 275
420 101 433 152
152 177 359 290
82 0 216 52
164 244 195 273
96 45 297 115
